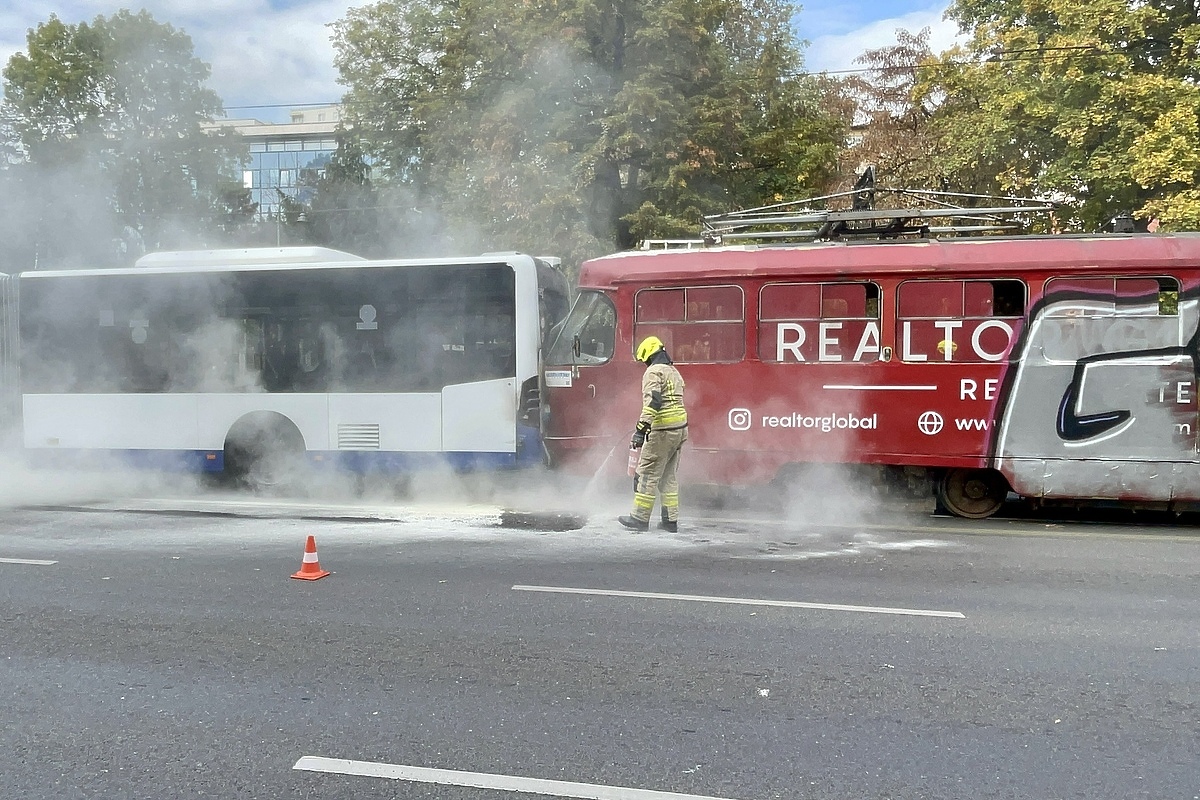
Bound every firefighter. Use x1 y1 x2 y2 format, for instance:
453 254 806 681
619 335 688 532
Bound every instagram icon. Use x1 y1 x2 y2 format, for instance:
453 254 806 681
728 408 752 431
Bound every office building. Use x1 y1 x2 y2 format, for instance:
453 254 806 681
205 105 343 218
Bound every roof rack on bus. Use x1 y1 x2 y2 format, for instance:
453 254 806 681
134 247 366 268
700 173 1056 246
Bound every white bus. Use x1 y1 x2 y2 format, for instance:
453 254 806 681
16 248 569 485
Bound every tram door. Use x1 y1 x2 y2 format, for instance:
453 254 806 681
542 290 622 467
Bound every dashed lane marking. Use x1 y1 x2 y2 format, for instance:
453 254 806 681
512 584 965 619
0 557 57 565
293 756 744 799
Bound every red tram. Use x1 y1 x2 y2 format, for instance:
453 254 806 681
542 232 1200 517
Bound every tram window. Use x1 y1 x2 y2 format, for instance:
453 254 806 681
634 285 745 363
900 280 1025 319
900 282 959 318
546 291 616 365
990 281 1026 317
636 289 685 322
1046 277 1108 297
822 283 875 318
1157 279 1179 315
1045 276 1179 315
1041 276 1183 362
758 282 881 364
758 282 821 319
896 279 1025 364
687 286 742 321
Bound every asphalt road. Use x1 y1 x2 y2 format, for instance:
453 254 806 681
1 479 1198 800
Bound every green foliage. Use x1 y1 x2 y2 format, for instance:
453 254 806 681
214 181 259 242
0 10 245 267
330 0 844 262
822 29 975 195
917 0 1200 230
302 131 387 256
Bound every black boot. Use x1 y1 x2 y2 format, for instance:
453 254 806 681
618 515 649 532
658 512 678 533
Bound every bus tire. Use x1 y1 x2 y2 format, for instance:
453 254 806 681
223 412 307 493
936 468 1008 519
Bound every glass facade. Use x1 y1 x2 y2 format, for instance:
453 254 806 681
205 107 346 220
246 138 337 217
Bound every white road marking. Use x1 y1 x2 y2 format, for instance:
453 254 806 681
293 756 744 800
0 557 57 565
512 584 965 619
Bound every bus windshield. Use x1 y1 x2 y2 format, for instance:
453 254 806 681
546 290 616 365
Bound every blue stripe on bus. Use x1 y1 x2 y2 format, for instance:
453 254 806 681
23 449 225 473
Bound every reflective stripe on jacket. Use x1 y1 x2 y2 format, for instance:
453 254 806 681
638 363 687 430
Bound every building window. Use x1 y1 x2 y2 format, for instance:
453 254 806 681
759 282 881 363
242 171 254 189
634 285 744 363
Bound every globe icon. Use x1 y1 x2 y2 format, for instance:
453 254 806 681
918 411 944 435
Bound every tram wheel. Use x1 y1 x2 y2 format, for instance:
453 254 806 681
937 468 1008 519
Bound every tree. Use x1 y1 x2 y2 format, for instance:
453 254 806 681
299 131 387 256
823 29 978 196
330 0 844 262
214 181 259 243
0 11 246 266
913 0 1200 230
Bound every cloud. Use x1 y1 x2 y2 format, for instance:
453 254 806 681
0 0 355 123
803 3 966 76
198 1 351 119
1 1 969 124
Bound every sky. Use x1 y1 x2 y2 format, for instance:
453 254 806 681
0 0 963 124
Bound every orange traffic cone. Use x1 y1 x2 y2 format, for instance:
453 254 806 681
291 535 330 581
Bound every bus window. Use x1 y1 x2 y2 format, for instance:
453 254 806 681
546 291 616 365
759 282 880 363
222 263 517 393
634 285 744 363
1042 276 1182 362
896 279 1025 363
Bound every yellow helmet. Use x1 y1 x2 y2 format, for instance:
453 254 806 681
636 335 664 363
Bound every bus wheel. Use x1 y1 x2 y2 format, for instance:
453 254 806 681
223 412 307 493
937 468 1008 519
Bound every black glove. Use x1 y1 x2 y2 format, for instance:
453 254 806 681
631 420 651 449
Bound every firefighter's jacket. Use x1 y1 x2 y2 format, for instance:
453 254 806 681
639 361 687 431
